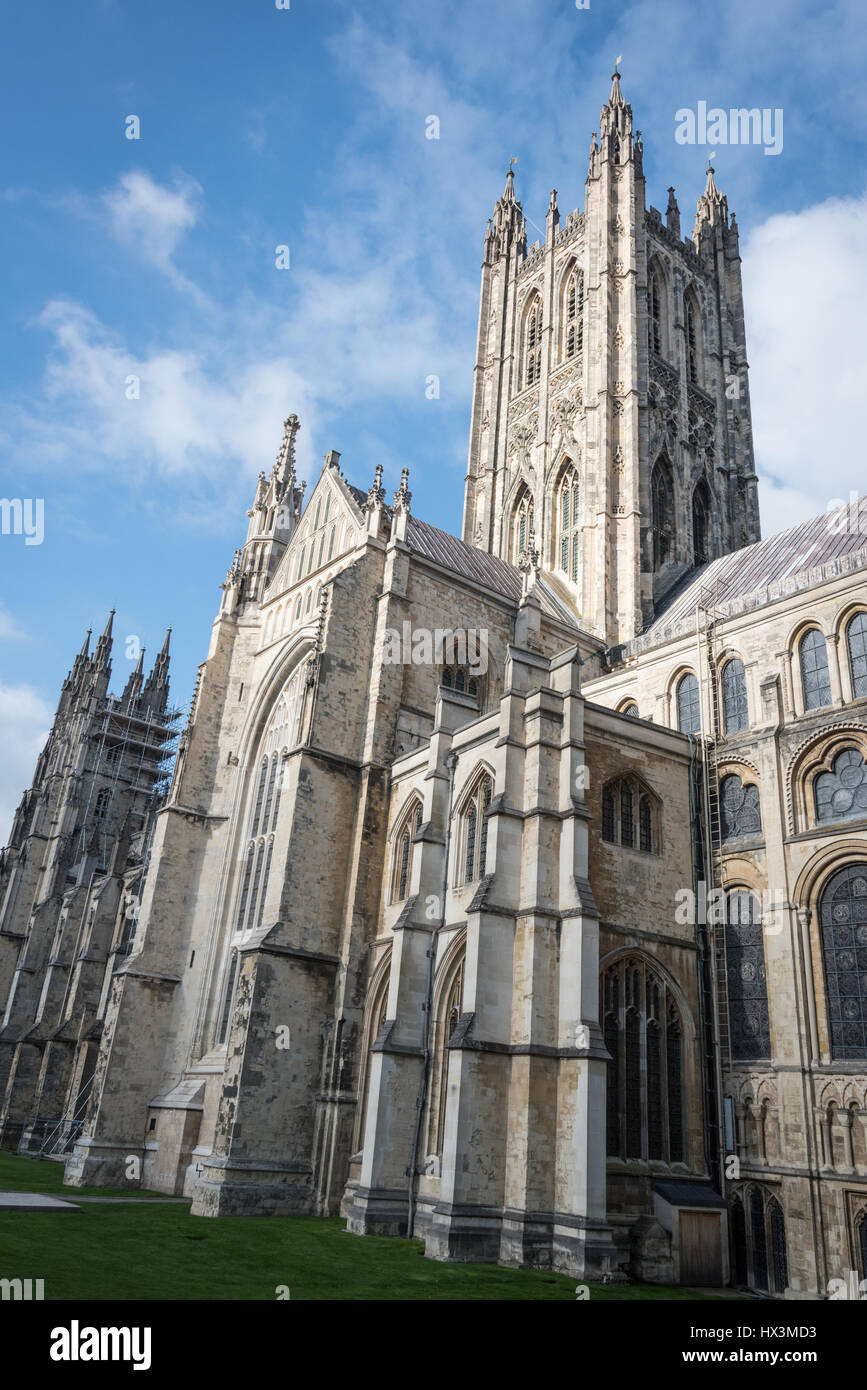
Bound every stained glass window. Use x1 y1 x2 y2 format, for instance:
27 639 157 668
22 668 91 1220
649 270 662 354
815 749 867 824
564 268 583 360
686 298 699 384
722 659 749 732
652 461 674 568
602 786 616 842
720 775 762 841
676 673 701 734
800 629 832 711
847 613 867 699
639 797 652 852
620 783 634 847
693 481 710 565
461 776 494 884
524 299 542 386
750 1187 769 1291
769 1198 788 1293
602 957 683 1164
731 1196 748 1285
726 890 771 1059
602 779 654 853
819 862 867 1059
558 467 580 584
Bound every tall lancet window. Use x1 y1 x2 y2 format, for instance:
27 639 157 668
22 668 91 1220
603 957 684 1162
651 459 674 568
557 465 580 583
563 267 584 361
692 479 711 565
685 294 701 384
215 665 304 1045
648 267 664 355
459 772 494 885
523 297 542 388
513 490 535 566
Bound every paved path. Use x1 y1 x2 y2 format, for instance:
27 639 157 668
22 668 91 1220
0 1190 190 1209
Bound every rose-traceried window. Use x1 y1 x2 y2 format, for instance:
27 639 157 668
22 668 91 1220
720 774 762 841
815 748 867 825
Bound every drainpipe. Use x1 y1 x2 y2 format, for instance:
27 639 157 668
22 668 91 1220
406 749 457 1236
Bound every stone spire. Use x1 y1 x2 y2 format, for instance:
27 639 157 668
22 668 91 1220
94 610 115 669
694 161 729 235
666 185 681 239
485 164 526 263
590 68 637 175
142 629 171 708
122 647 146 707
273 413 300 503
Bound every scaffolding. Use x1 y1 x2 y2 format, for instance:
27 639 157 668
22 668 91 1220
71 696 184 870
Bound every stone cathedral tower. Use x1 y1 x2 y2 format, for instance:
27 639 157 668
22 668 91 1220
462 72 760 648
0 618 176 1152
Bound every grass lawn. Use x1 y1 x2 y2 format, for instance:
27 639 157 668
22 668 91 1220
0 1151 718 1301
0 1149 170 1200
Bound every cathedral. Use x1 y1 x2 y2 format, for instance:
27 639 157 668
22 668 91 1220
2 73 866 1299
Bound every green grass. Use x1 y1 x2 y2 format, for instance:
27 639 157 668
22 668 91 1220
0 1149 169 1200
0 1151 719 1301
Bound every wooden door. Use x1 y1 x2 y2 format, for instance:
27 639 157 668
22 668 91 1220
679 1211 723 1286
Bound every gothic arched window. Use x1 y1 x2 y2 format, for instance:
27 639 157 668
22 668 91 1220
685 294 701 384
815 748 867 824
557 465 580 582
432 947 466 1156
602 957 684 1163
356 956 391 1152
459 774 494 885
692 479 711 564
750 1187 769 1291
523 296 542 388
799 628 832 711
93 787 111 822
847 612 867 699
600 777 656 853
217 672 302 1045
513 490 535 565
725 890 771 1059
819 862 867 1059
563 267 584 360
733 1186 788 1293
651 460 674 568
720 774 762 841
648 266 665 355
768 1198 788 1294
721 658 749 732
731 1195 748 1285
858 1209 867 1279
391 800 423 903
676 673 701 734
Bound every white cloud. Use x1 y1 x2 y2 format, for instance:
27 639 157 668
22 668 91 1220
0 684 52 847
103 170 200 265
0 604 28 640
744 190 867 535
102 170 203 290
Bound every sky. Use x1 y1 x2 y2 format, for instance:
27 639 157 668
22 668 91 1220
1 0 866 842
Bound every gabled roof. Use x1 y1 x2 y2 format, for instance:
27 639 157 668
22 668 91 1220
627 495 867 655
401 514 580 629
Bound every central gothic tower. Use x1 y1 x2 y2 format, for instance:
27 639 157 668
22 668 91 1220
461 72 761 648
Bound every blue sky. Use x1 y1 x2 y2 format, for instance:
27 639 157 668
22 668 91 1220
2 0 866 837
